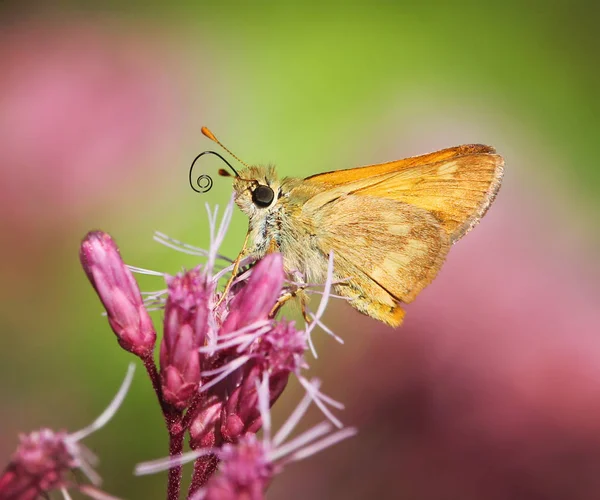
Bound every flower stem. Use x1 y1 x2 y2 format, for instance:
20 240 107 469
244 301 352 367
188 454 219 497
167 429 185 500
141 355 184 499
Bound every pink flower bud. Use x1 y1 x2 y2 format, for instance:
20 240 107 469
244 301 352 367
160 269 211 409
220 365 291 443
80 231 156 357
221 253 284 334
220 363 262 443
189 399 223 450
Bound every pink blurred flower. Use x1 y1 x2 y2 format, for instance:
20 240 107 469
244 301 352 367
0 20 184 246
0 364 135 500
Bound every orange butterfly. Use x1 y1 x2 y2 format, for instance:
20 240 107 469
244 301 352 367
202 127 503 326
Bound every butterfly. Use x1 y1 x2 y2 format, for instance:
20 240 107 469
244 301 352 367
201 127 503 326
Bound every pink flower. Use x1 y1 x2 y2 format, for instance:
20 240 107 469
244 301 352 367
126 198 350 496
0 365 135 500
0 21 182 228
220 254 285 335
136 375 356 500
80 231 156 357
160 270 212 409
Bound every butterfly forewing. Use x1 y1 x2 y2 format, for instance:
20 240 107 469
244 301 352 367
305 145 503 243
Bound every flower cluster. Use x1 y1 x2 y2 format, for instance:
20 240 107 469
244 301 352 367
1 197 354 500
136 373 357 500
83 198 350 498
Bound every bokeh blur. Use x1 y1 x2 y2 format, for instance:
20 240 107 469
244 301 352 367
1 1 599 499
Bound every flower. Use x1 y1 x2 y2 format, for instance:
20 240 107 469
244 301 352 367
80 231 156 357
77 195 349 496
135 374 357 500
0 364 135 500
122 197 350 495
160 269 212 409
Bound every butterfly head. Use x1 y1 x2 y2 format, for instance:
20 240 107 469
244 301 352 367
199 127 285 221
231 165 282 218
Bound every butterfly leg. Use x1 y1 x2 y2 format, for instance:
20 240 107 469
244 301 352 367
269 288 312 324
269 292 293 318
215 230 250 309
301 302 312 324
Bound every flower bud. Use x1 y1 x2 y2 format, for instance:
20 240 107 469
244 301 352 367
160 269 211 409
80 231 156 356
221 253 284 334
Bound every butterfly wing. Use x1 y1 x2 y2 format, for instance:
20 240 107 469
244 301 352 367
307 194 450 326
305 144 503 243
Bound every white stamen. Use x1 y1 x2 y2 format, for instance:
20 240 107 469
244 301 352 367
273 379 321 447
197 328 267 355
256 373 271 444
199 355 251 393
211 319 271 342
135 448 213 476
211 255 254 283
78 444 100 467
206 195 235 274
127 265 165 276
69 364 135 443
267 422 332 463
231 267 252 284
286 427 358 463
153 231 231 261
66 442 102 485
308 313 344 344
235 326 274 353
61 487 73 500
298 376 343 429
205 313 220 354
212 195 234 256
305 251 334 342
305 327 318 359
79 485 123 500
309 386 345 410
144 306 164 312
205 203 218 272
141 289 168 298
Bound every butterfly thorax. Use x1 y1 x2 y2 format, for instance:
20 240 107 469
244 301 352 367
233 165 328 284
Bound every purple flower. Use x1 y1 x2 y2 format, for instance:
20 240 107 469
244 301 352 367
76 196 351 497
80 231 156 357
0 365 135 500
199 375 356 500
135 374 356 500
160 269 212 409
220 254 285 335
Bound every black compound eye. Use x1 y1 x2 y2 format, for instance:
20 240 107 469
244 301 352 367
252 185 274 208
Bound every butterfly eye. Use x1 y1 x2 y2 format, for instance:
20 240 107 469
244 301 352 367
252 185 275 208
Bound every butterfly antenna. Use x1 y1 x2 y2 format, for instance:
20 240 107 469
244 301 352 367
201 127 251 169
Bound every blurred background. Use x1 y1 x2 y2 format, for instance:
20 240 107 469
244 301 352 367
1 1 599 499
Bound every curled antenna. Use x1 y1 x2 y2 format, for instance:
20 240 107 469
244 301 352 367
189 150 239 194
